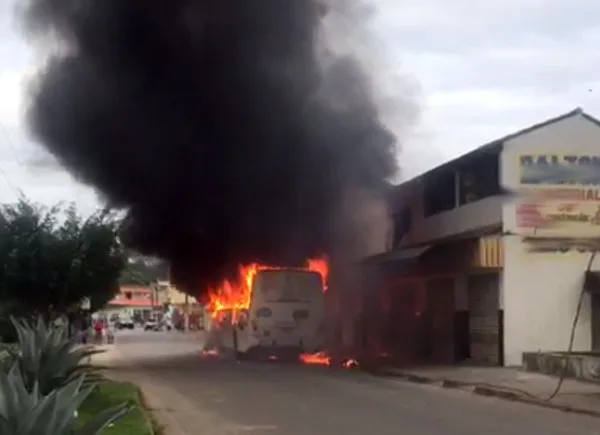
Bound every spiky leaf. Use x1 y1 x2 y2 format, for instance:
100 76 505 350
0 369 130 435
75 402 133 435
9 316 104 395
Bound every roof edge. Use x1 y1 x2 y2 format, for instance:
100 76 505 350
394 108 596 190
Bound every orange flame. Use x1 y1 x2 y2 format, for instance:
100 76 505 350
205 258 328 317
199 349 220 359
298 352 359 369
298 351 331 366
343 359 359 369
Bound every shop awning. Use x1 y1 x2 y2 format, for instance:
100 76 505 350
361 245 431 266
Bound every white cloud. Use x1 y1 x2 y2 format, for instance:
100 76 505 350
0 70 26 127
0 0 599 205
369 0 600 175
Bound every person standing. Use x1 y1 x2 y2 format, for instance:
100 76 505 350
94 318 104 344
80 315 90 344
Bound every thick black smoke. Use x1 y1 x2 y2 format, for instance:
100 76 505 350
19 0 399 293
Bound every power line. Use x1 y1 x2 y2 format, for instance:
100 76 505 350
0 121 24 167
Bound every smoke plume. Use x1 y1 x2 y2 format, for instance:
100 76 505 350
17 0 415 294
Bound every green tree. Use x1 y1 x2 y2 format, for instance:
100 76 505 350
0 199 126 318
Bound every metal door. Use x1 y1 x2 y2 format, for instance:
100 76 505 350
467 273 500 365
426 278 455 363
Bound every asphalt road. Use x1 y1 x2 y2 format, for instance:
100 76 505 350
114 329 600 435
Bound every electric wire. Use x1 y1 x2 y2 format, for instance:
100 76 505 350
546 249 597 401
0 118 27 200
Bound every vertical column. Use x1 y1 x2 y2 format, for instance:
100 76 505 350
184 293 190 331
454 170 461 208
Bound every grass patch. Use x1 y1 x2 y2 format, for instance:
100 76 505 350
78 381 154 435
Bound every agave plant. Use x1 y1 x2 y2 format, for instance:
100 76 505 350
9 316 105 396
0 345 13 373
0 363 131 435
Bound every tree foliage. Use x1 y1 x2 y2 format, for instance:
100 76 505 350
0 199 126 317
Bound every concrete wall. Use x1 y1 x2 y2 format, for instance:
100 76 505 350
502 239 597 365
454 275 468 310
391 180 503 249
102 306 153 319
501 113 600 366
166 286 198 305
102 307 128 319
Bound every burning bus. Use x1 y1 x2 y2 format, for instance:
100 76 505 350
203 259 328 359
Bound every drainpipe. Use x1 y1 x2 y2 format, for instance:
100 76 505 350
184 293 190 331
151 282 157 315
454 170 461 208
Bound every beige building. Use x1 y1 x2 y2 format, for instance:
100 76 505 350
359 108 600 368
154 281 205 327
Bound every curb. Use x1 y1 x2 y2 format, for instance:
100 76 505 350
137 388 165 435
371 369 600 418
90 344 123 368
136 380 199 435
472 386 600 418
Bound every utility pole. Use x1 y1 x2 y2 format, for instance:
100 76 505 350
151 282 157 317
184 293 190 331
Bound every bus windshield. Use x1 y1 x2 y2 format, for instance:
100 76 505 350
252 270 323 303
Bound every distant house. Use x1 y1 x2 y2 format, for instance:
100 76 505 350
154 282 205 328
104 286 160 321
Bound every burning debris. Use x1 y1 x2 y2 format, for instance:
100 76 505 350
299 351 331 366
201 347 359 369
296 351 359 368
17 0 414 296
199 349 221 359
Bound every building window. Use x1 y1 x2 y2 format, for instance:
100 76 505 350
423 170 456 217
392 207 412 248
458 153 500 205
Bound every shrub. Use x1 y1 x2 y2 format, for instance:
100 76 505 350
8 316 104 396
0 363 131 435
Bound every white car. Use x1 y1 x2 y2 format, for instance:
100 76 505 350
144 319 159 331
116 317 134 330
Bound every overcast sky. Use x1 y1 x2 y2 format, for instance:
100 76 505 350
0 0 598 215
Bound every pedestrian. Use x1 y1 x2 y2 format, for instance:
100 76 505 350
80 315 90 344
94 318 104 344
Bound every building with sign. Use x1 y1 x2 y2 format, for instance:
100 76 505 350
152 281 206 329
359 108 600 368
104 286 160 322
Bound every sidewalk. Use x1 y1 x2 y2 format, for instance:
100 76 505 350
89 343 122 368
176 330 205 341
98 350 229 435
376 366 600 417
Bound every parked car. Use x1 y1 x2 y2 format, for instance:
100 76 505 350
144 318 159 331
116 317 135 330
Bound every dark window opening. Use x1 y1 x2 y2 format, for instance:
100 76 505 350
256 307 273 318
392 207 412 248
292 309 310 321
423 170 456 217
458 153 500 205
